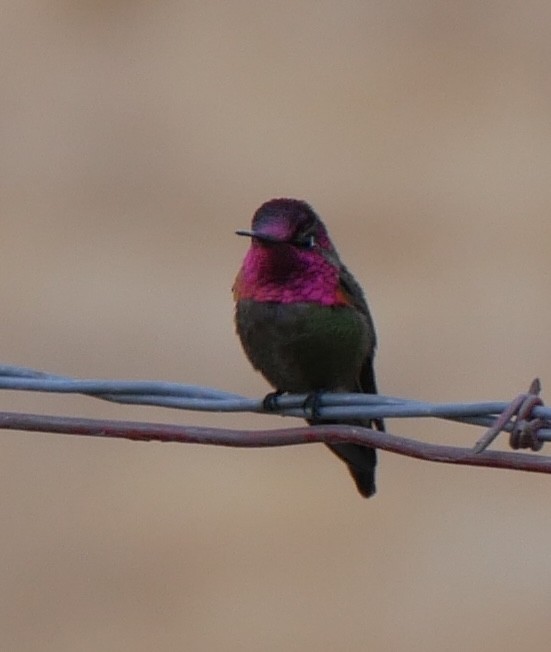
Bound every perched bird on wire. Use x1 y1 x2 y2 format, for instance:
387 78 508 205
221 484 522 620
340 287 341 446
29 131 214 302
233 198 383 497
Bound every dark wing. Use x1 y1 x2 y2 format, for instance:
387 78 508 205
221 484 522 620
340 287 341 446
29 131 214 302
339 265 385 432
324 264 383 496
359 355 378 395
338 265 377 343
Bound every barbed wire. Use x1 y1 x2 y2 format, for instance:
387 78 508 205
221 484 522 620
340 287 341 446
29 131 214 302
0 364 550 474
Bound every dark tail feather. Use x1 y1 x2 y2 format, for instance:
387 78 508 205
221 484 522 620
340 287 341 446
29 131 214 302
326 443 377 498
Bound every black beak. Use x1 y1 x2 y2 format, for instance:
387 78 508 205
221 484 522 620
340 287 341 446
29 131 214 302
235 229 284 244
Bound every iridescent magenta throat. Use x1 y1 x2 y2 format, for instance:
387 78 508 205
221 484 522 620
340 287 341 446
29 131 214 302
236 245 346 306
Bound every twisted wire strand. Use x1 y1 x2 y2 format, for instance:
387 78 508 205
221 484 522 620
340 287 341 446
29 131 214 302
0 364 549 440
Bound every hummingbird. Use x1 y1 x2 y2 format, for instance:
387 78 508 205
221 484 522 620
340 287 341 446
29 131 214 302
233 198 383 497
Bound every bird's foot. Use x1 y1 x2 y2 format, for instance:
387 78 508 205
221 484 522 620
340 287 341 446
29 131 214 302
262 390 283 412
303 390 325 422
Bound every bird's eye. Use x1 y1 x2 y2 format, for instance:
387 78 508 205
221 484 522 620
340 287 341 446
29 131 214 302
294 234 315 249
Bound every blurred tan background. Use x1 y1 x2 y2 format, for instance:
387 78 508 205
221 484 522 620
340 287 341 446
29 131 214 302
2 2 551 650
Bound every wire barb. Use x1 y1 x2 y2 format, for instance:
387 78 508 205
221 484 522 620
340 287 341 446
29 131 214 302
509 379 544 451
473 379 545 453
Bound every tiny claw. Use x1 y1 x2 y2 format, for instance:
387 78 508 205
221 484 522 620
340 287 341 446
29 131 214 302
262 391 283 412
304 390 325 422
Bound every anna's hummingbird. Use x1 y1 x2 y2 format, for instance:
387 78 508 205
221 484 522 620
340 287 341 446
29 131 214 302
233 198 383 497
